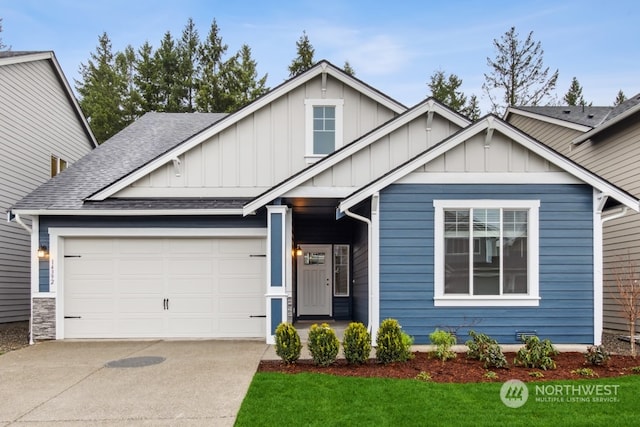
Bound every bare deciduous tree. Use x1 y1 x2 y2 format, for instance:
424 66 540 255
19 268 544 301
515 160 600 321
614 254 640 357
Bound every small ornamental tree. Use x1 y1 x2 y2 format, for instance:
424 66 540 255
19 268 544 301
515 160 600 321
614 254 640 357
376 318 413 364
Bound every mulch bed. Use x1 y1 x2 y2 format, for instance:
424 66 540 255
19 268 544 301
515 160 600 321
258 352 640 383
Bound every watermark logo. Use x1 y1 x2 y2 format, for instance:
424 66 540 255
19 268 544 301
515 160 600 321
500 379 529 408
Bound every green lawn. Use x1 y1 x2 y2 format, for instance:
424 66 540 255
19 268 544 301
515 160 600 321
235 373 638 426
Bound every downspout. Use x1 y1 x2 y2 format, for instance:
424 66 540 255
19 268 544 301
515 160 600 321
10 212 35 345
342 207 373 333
343 193 379 338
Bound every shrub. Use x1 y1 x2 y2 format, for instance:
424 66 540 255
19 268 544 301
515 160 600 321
514 336 558 370
529 371 544 378
342 322 372 365
429 329 456 361
275 322 302 364
465 330 508 368
484 371 499 380
584 345 610 366
630 366 640 374
376 318 414 364
415 371 432 382
572 368 598 377
307 323 340 367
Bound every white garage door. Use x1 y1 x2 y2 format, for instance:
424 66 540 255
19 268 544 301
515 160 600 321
63 237 266 339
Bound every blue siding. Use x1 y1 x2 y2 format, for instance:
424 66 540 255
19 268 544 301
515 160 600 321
270 213 283 287
38 214 267 292
379 184 594 344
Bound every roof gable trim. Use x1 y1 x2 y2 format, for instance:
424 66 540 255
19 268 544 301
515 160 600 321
505 107 592 132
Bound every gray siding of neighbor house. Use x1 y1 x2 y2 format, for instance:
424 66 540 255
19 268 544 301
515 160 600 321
378 183 595 345
507 114 583 156
570 120 640 333
0 57 94 322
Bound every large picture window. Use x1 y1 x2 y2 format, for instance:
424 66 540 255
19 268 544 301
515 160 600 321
434 200 540 307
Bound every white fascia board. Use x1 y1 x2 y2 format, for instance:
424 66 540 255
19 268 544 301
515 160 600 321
11 209 246 216
0 51 53 66
243 99 468 216
505 107 592 132
572 104 640 145
88 62 405 202
339 117 640 213
48 227 267 238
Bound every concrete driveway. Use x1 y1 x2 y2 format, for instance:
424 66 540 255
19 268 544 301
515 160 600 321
0 340 268 426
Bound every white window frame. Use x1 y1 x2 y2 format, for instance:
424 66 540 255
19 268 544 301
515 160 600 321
433 200 540 307
304 99 344 163
51 155 68 177
333 244 350 297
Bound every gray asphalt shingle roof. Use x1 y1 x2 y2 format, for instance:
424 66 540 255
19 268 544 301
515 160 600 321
12 112 227 211
515 93 640 128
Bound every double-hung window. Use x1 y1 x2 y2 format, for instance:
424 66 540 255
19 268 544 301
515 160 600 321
433 200 540 306
305 99 343 163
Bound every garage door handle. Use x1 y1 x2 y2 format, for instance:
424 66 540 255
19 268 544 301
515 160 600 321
250 315 266 318
64 316 82 319
163 298 170 310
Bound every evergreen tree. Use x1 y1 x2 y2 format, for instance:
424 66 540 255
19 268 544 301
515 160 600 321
76 32 127 143
482 26 559 114
134 41 159 112
563 77 587 106
463 94 481 121
343 61 355 76
614 90 627 106
428 70 467 112
178 18 200 112
196 19 228 112
288 31 315 77
154 31 182 112
218 44 268 112
116 45 143 124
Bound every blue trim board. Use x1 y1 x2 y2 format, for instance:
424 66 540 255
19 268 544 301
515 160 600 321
378 183 595 344
271 298 282 335
270 212 283 287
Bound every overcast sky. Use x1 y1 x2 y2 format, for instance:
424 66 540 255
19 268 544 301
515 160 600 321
2 0 638 113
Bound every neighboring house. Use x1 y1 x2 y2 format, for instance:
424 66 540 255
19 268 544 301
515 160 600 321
11 61 639 345
0 51 97 324
506 96 640 334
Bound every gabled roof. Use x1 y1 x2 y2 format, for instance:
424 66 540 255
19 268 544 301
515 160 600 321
504 106 610 131
87 60 408 202
242 98 471 215
11 112 227 212
572 93 640 144
338 115 640 213
0 51 98 148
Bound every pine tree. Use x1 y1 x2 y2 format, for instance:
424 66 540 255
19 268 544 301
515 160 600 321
134 41 159 112
463 94 481 121
563 77 586 106
482 26 559 114
178 18 200 112
76 32 127 143
614 90 627 106
218 44 268 112
428 70 467 112
288 31 315 77
154 31 182 112
116 45 143 124
343 61 355 76
196 19 228 112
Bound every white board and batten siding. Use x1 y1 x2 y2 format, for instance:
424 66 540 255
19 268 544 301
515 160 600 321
114 74 398 198
62 237 266 339
0 55 94 322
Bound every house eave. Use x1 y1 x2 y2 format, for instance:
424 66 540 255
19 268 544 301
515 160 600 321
505 107 593 132
10 208 246 217
571 103 640 145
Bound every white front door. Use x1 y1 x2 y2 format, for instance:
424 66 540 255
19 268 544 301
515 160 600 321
297 244 332 316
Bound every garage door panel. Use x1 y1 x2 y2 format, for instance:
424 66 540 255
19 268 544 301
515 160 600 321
64 236 266 339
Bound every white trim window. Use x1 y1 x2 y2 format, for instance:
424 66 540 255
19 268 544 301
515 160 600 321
305 99 344 163
433 200 540 307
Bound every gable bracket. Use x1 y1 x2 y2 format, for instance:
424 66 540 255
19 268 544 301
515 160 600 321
484 117 495 149
172 157 182 177
321 62 328 98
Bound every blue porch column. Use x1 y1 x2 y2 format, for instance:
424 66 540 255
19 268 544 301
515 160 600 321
266 205 289 344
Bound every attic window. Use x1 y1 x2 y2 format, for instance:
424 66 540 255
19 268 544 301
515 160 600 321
51 155 67 177
305 99 344 163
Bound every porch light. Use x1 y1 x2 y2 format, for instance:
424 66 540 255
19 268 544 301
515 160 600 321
295 245 303 257
37 245 49 259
